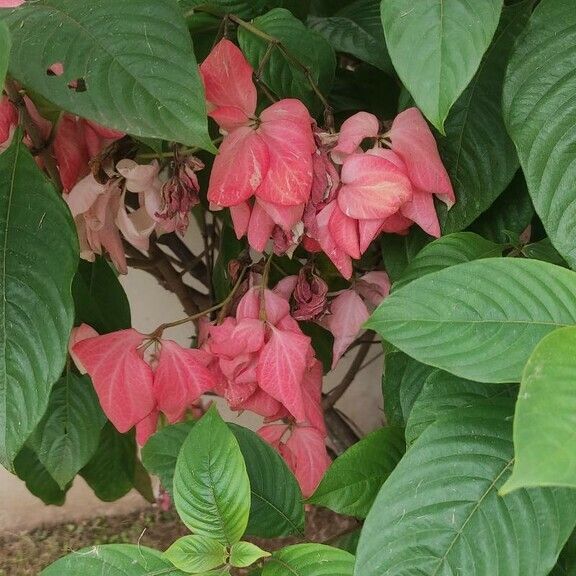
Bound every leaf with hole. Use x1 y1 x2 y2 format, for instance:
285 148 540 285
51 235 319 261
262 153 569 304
367 258 576 383
0 132 78 470
355 401 576 576
503 0 576 269
5 0 212 149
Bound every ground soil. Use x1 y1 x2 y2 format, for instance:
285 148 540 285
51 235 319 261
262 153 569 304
0 505 357 575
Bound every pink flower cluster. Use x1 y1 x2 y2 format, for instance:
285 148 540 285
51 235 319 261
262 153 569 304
202 39 455 279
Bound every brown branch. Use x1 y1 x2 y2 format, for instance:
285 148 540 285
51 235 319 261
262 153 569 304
324 407 359 456
156 232 208 281
323 333 375 410
4 79 63 190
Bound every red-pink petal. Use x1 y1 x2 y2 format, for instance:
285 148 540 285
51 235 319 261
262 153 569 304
54 115 90 192
154 340 216 423
209 318 265 358
230 201 252 239
258 423 289 449
358 218 384 254
200 39 256 127
355 271 390 308
69 323 99 373
315 201 353 279
284 426 331 497
135 408 159 446
73 329 155 432
208 128 270 207
332 111 379 164
324 290 369 368
258 198 304 231
257 326 310 421
390 107 455 207
247 199 275 252
273 276 298 301
339 153 412 220
236 388 286 419
302 359 326 434
380 212 413 234
0 1 25 8
0 96 17 146
329 202 360 259
400 188 441 237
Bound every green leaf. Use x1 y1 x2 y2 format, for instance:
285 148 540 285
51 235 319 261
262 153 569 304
380 228 431 283
405 371 517 445
0 21 10 87
300 322 333 374
213 219 245 302
28 370 106 489
381 0 503 131
308 0 391 72
72 257 131 333
469 170 534 243
173 406 250 545
165 535 227 573
5 0 212 150
381 349 434 427
14 445 70 506
438 2 528 232
80 422 136 501
354 402 576 576
393 232 503 291
230 424 305 538
552 530 576 576
179 0 270 19
331 530 361 555
40 544 186 575
237 8 336 112
503 0 576 269
0 133 78 470
522 238 567 267
367 258 576 383
501 326 576 493
230 542 270 568
142 421 194 493
263 544 355 576
309 427 404 518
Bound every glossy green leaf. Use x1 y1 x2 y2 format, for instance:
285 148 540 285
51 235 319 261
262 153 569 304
309 427 404 518
263 544 355 576
142 421 194 493
179 0 270 19
405 371 517 445
300 322 333 375
72 257 131 334
230 424 305 538
381 0 503 131
174 407 250 545
0 21 10 87
380 228 431 284
80 423 136 502
40 544 186 575
394 232 503 291
308 0 391 72
469 170 533 243
0 133 78 470
355 402 576 576
438 2 528 232
165 535 227 573
29 371 105 489
503 0 576 269
230 542 270 568
5 0 212 149
552 530 576 576
238 8 336 112
381 349 433 427
14 445 70 506
502 326 576 493
367 258 576 383
521 238 567 267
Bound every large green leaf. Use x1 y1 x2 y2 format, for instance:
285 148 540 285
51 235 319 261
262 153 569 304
308 0 391 72
380 228 431 284
405 371 517 445
367 258 576 383
309 427 405 518
552 531 576 576
80 422 136 501
381 349 433 427
179 0 270 18
164 535 227 573
355 402 576 576
381 0 503 131
393 232 503 291
173 407 250 545
40 544 186 575
469 170 534 243
0 133 78 470
14 445 71 505
72 257 131 334
237 8 336 112
503 0 576 269
263 544 355 576
230 541 271 568
29 370 105 489
438 2 528 232
230 423 305 538
502 326 576 493
0 21 10 87
5 0 212 149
